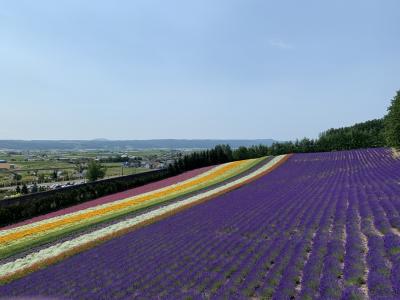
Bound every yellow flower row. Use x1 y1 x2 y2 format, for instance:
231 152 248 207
0 159 250 245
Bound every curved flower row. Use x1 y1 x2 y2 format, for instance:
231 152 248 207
2 166 215 231
0 164 227 236
0 157 266 259
0 155 288 284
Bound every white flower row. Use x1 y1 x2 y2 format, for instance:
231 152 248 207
0 155 286 278
0 161 237 237
0 159 257 253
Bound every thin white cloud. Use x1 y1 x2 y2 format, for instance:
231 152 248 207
268 39 293 49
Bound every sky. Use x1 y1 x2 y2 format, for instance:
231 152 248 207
0 0 399 141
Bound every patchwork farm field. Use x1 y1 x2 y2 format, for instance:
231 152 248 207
1 148 400 299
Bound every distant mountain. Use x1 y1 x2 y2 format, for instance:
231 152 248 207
0 139 277 151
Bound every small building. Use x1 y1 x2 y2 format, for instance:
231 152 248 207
140 162 151 169
125 161 141 168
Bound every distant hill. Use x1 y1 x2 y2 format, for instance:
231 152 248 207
0 139 276 151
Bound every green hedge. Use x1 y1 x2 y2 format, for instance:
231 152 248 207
0 169 169 227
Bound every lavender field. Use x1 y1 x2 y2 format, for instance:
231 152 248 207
1 148 400 299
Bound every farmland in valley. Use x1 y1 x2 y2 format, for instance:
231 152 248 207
0 148 399 299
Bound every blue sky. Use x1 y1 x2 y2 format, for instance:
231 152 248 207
0 0 399 140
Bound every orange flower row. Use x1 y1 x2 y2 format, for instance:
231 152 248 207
0 160 248 245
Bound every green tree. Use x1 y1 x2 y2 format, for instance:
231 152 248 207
385 90 400 149
51 170 58 180
38 173 45 183
13 173 22 182
21 184 29 195
233 146 249 160
86 160 106 182
75 163 86 175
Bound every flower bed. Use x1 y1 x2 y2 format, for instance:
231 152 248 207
1 149 399 299
0 157 271 260
0 155 287 284
2 166 215 231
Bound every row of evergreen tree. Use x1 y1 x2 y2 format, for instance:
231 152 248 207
169 90 400 174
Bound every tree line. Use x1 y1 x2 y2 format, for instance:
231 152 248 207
170 90 400 174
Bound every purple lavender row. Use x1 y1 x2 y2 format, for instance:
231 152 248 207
319 192 347 299
342 197 367 298
359 195 393 299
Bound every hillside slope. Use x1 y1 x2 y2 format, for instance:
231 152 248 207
1 149 400 299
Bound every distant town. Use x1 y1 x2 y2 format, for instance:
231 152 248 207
0 139 278 200
0 149 185 200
